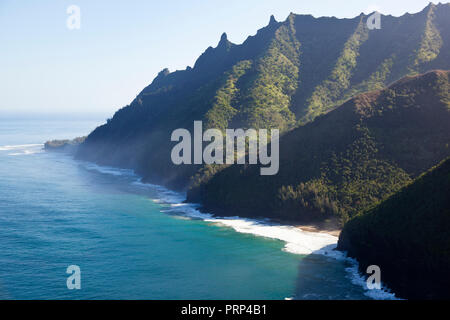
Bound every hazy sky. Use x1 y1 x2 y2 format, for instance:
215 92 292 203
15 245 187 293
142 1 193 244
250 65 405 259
0 0 440 117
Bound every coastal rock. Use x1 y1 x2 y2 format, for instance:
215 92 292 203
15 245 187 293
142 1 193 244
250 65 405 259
45 137 86 153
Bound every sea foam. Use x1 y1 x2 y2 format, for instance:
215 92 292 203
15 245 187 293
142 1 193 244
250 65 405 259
80 162 136 177
0 144 43 156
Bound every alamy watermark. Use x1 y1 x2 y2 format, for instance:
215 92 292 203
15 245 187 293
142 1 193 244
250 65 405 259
171 121 279 176
67 5 81 30
66 265 81 290
366 265 381 290
367 11 381 30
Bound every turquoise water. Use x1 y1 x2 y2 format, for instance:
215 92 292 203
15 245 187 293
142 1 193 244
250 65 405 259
0 120 375 300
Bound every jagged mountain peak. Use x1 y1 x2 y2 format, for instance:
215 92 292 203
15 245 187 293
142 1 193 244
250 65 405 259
158 68 170 77
220 32 228 43
217 32 234 49
269 14 277 25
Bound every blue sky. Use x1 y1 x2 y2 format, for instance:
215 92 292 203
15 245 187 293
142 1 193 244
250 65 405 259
0 0 440 117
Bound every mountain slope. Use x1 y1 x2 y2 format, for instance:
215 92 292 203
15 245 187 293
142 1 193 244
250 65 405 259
338 157 450 299
187 70 450 223
77 3 450 190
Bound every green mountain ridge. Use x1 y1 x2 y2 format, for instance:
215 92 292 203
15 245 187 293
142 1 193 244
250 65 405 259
338 157 450 299
77 3 450 194
69 3 450 300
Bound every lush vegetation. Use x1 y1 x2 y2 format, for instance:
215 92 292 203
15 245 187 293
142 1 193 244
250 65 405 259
237 14 300 132
71 4 450 299
188 71 450 224
301 17 369 123
204 60 252 131
413 6 443 69
338 157 450 299
77 3 450 197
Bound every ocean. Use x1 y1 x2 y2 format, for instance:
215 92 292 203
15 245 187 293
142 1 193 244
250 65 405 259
0 119 396 300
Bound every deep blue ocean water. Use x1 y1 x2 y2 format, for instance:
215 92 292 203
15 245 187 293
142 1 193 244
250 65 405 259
0 119 390 300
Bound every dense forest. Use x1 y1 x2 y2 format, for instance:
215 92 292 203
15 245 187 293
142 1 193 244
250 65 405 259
338 158 450 299
188 70 450 223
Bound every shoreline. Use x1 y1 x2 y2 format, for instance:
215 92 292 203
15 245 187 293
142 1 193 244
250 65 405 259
193 204 343 238
296 225 341 237
294 218 342 237
52 152 398 299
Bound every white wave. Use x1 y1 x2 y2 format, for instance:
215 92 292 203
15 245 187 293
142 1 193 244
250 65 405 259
0 144 43 156
75 161 400 300
145 183 398 299
132 179 187 203
0 144 43 151
79 162 136 177
205 216 337 255
345 262 399 300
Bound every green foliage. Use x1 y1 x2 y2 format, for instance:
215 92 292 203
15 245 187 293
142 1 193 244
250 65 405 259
414 6 443 68
238 16 300 131
301 18 369 123
340 56 395 104
435 70 450 108
204 61 252 131
277 181 340 220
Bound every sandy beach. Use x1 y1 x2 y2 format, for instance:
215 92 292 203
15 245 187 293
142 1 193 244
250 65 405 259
296 217 342 237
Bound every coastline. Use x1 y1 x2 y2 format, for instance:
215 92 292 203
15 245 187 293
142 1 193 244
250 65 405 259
134 174 398 300
60 149 398 299
192 204 343 238
77 158 342 255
